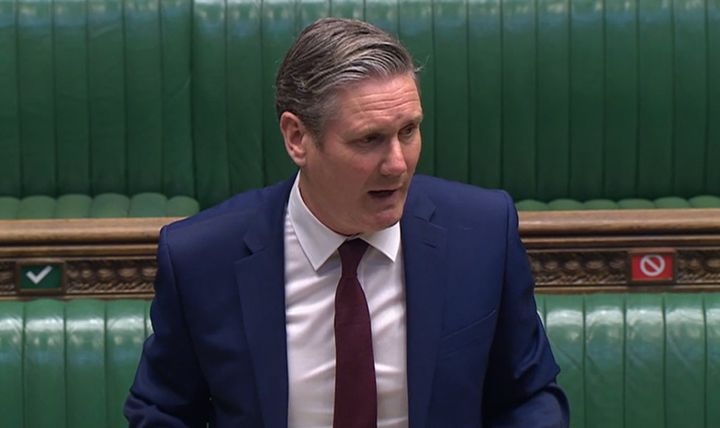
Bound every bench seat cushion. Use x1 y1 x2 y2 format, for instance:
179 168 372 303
517 195 720 211
536 293 720 428
1 294 719 427
0 194 200 219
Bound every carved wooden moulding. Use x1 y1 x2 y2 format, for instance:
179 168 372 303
5 248 719 298
520 209 720 292
0 262 15 296
1 210 720 298
0 218 166 299
529 251 628 286
529 249 720 290
677 251 720 284
65 259 157 294
3 257 157 298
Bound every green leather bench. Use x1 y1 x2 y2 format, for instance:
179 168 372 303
1 294 718 427
0 194 199 219
1 0 719 218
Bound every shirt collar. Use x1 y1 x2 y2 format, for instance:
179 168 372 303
288 174 401 272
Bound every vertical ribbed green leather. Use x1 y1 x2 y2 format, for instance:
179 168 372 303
66 300 107 428
398 0 435 176
535 0 569 201
18 0 56 196
434 0 469 183
227 0 265 195
0 196 19 219
665 294 705 428
366 0 397 32
624 294 664 427
637 0 673 198
584 294 624 428
5 0 199 201
145 298 153 336
128 193 168 217
106 301 147 428
0 301 23 427
535 293 546 324
55 0 91 195
261 0 296 186
544 294 585 428
298 0 328 28
88 0 127 194
17 196 56 219
3 295 720 426
603 0 638 199
55 194 93 218
540 293 720 428
165 195 200 216
0 299 153 428
0 0 20 197
125 0 163 195
708 0 720 192
707 293 720 427
569 0 603 200
331 0 362 18
161 0 195 199
3 0 720 208
501 0 536 200
89 193 130 218
672 0 707 197
467 0 501 189
24 300 66 428
193 0 230 208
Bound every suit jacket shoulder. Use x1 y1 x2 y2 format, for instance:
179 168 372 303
160 178 294 262
408 174 513 228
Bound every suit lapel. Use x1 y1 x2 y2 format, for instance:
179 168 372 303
401 188 447 428
235 179 293 428
232 176 447 428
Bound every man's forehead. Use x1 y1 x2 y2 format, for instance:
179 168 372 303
337 73 420 96
335 75 422 114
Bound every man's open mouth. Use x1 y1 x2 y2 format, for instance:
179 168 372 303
368 189 398 199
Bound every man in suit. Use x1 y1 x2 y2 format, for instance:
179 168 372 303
125 18 568 427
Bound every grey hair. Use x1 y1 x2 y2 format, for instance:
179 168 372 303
275 17 418 139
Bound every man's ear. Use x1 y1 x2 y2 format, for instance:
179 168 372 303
280 112 311 167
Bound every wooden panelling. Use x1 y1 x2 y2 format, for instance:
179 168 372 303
1 210 719 298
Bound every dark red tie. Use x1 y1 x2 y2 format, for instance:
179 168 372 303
333 239 377 428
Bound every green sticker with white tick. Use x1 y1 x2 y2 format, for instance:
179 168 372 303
20 264 62 290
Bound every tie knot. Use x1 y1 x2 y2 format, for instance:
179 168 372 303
338 239 369 278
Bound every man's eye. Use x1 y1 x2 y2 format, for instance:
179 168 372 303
400 125 417 138
360 134 382 145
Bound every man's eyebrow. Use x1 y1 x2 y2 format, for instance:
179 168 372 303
360 117 423 136
401 114 423 127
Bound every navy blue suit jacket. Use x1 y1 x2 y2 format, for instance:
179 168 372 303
125 174 568 427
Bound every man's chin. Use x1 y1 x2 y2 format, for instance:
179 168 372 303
368 210 403 232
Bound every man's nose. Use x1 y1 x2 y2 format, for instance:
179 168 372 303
380 138 407 176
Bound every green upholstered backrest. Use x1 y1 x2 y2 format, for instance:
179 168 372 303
0 193 199 219
0 299 151 428
0 0 196 202
537 293 720 428
2 0 719 208
1 294 719 427
516 195 720 211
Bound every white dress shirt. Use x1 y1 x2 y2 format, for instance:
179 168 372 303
284 175 409 428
